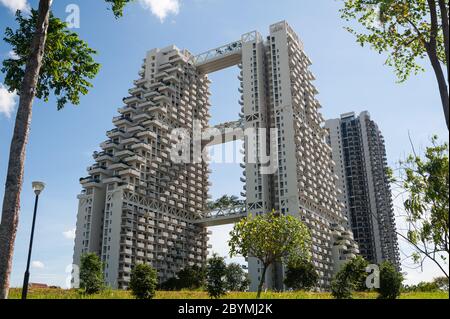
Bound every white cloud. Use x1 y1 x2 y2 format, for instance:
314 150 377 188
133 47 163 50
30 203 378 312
139 0 180 22
31 261 45 269
0 84 17 118
62 228 76 240
0 0 30 14
8 50 20 60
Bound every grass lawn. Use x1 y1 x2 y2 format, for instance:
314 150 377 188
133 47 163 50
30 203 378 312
7 288 449 300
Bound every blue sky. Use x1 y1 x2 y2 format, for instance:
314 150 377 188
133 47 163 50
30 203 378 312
0 0 448 288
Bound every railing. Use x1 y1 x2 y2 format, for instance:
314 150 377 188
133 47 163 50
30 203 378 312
196 201 246 221
191 40 243 66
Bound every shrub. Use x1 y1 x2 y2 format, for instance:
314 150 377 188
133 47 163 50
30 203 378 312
331 256 369 299
284 259 319 291
177 265 207 290
159 277 180 291
206 254 228 299
225 263 250 292
378 261 403 299
129 263 158 300
79 253 104 295
331 271 354 299
159 265 206 291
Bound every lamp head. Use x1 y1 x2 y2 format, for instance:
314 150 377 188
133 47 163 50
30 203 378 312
32 181 45 196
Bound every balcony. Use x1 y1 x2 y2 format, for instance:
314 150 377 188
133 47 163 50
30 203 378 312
113 115 133 126
115 149 134 158
93 151 114 162
118 168 140 178
87 164 110 175
107 128 126 138
123 96 140 104
79 177 101 188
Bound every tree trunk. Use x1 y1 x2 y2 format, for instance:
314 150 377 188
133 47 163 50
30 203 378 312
438 0 449 77
256 265 268 299
427 0 450 130
430 59 450 130
0 0 52 299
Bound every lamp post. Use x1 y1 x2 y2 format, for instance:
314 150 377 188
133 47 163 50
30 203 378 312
21 181 45 300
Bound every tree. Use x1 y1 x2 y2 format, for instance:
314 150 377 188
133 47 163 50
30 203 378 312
390 136 449 279
341 0 450 129
378 261 403 299
331 270 354 299
0 0 130 299
159 277 180 291
225 263 250 292
402 277 449 292
130 263 158 300
331 256 370 299
207 195 244 211
105 0 133 17
159 265 207 291
206 254 228 299
79 253 104 295
229 211 312 298
177 265 207 290
284 259 319 291
433 276 449 291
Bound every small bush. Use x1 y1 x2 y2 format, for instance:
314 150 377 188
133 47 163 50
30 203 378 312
331 256 369 299
225 263 250 292
378 261 403 299
331 271 354 299
130 263 158 300
177 265 207 290
79 253 104 295
206 254 228 299
284 259 319 291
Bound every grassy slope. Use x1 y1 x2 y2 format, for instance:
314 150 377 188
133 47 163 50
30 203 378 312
7 288 449 299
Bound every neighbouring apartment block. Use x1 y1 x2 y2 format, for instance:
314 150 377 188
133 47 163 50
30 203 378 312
73 21 358 291
325 112 400 269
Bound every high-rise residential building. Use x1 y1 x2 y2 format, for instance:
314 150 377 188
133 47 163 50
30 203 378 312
325 112 400 269
73 21 357 291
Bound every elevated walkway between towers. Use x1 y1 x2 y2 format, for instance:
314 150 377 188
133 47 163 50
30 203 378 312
191 31 261 74
202 119 245 147
193 40 242 74
194 203 247 227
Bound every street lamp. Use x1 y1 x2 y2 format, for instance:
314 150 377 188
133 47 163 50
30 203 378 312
21 181 45 300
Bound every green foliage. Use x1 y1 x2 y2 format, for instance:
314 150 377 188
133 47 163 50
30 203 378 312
229 211 312 298
6 287 450 299
404 281 440 292
177 265 207 290
284 259 319 291
331 256 370 299
393 136 449 277
1 10 100 110
79 253 104 295
331 271 354 299
160 265 206 291
129 263 157 300
378 261 403 299
433 276 449 291
404 277 449 292
340 0 447 82
208 195 244 211
225 263 250 292
206 254 228 299
159 277 180 291
104 0 134 18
